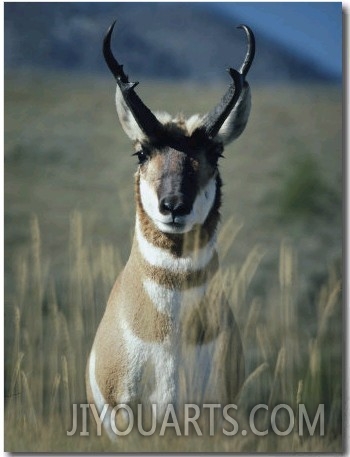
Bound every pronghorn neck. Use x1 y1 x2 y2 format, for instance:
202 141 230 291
134 172 222 260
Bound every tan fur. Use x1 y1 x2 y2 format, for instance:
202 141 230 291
86 114 246 435
87 182 244 405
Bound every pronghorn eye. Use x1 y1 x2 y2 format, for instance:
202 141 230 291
132 149 149 165
215 144 225 159
207 144 224 166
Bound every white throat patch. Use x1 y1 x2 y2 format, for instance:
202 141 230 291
135 216 216 272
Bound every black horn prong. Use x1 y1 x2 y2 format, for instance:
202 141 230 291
237 25 255 77
103 21 164 140
103 20 128 83
201 25 255 139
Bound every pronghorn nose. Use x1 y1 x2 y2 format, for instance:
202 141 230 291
159 195 191 218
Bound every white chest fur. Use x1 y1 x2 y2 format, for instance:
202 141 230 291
116 224 218 416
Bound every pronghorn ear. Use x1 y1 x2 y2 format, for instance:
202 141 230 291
215 83 251 146
115 86 147 142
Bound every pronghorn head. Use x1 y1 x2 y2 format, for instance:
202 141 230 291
104 22 255 235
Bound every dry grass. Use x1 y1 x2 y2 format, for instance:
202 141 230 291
4 213 342 452
4 73 342 452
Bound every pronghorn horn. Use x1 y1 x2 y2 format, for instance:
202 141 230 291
238 25 255 77
103 21 164 140
202 25 255 139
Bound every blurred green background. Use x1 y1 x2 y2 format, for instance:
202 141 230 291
5 74 342 312
4 2 342 452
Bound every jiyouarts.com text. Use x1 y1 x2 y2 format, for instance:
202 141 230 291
67 403 325 437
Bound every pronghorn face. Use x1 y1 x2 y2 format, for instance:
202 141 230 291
103 22 255 234
134 130 222 234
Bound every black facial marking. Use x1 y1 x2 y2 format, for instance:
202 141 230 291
156 149 198 219
138 124 223 159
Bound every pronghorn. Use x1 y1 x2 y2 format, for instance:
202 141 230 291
86 21 255 438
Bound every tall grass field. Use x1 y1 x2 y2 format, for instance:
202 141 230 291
4 73 342 452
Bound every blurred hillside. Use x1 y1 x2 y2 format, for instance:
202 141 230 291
4 74 342 305
4 2 338 82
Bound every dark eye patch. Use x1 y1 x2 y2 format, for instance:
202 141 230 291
132 147 150 165
206 143 224 166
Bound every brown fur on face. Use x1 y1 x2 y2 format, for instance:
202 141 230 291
134 120 224 187
138 146 215 194
134 170 222 257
